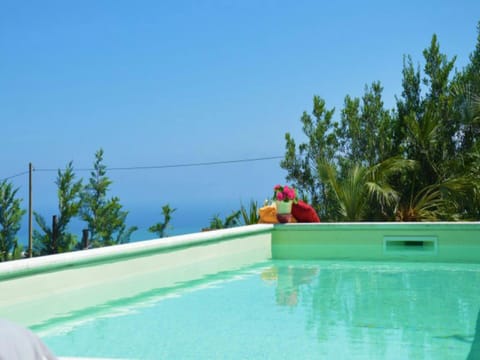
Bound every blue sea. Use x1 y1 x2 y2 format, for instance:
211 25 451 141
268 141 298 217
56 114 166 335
16 201 252 247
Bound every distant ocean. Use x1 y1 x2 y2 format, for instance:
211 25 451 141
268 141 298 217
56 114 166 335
129 226 202 243
16 202 245 247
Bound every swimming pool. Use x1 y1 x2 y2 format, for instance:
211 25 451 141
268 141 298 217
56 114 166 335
1 223 479 359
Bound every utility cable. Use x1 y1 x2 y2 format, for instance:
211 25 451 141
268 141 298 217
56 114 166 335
1 155 284 180
34 155 284 172
0 171 30 182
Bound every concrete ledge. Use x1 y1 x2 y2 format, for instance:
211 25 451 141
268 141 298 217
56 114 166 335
0 224 273 281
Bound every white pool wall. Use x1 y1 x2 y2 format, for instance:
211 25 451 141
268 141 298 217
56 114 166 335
0 225 273 327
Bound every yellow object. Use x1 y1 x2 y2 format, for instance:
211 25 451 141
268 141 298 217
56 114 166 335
258 204 297 223
258 204 279 223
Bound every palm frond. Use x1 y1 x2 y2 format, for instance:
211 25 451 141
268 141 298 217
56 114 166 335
396 185 448 221
224 210 241 228
368 157 417 182
240 200 259 225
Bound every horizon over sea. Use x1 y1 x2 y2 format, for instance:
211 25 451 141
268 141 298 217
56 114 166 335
16 200 259 247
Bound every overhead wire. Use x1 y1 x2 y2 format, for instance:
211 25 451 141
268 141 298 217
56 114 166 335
0 155 284 180
0 170 30 182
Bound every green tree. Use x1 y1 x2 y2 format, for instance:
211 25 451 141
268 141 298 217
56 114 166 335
394 33 478 220
280 96 339 219
0 181 25 261
396 56 423 122
33 162 82 255
149 204 176 238
282 26 480 222
339 82 396 167
80 149 137 247
422 34 457 164
281 85 396 220
450 22 480 218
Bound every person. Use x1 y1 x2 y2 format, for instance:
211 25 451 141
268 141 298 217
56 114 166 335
0 318 57 360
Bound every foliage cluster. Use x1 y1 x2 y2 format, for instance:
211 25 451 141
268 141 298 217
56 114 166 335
0 181 25 261
149 204 176 238
205 200 260 231
281 24 480 221
33 149 139 256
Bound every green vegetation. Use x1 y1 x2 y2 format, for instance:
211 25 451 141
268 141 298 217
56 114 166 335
28 149 140 259
282 24 480 222
318 158 415 221
240 200 260 225
206 210 241 230
0 148 164 261
80 149 137 247
149 204 176 238
0 181 25 261
203 201 260 230
33 162 82 255
32 151 138 254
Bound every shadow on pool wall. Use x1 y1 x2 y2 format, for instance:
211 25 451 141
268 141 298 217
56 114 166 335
468 308 480 359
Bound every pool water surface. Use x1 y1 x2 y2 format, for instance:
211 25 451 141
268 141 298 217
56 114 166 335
39 260 480 359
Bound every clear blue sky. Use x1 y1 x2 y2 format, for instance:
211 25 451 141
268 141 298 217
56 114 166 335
1 1 479 235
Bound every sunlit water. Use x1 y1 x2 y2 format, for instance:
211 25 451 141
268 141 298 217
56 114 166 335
39 260 480 359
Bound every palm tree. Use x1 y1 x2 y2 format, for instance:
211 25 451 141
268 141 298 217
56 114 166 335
395 174 477 221
395 185 447 221
318 158 415 221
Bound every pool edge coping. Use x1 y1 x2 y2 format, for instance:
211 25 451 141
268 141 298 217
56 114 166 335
2 221 479 280
0 224 274 281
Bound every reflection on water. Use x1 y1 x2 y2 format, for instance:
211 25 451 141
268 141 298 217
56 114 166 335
264 261 480 359
261 265 318 306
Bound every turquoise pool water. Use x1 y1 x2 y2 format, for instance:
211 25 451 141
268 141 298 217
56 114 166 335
38 260 480 359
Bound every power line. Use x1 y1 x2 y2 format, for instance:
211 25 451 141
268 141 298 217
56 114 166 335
35 155 284 172
0 170 30 182
111 155 284 171
1 155 284 179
